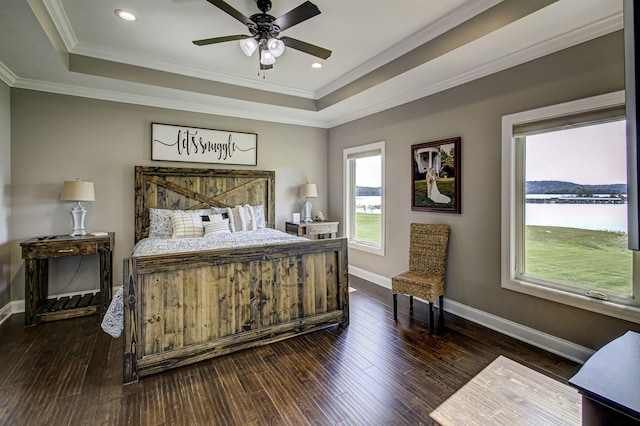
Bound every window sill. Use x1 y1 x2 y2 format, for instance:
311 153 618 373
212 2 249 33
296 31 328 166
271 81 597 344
348 241 384 256
502 279 640 324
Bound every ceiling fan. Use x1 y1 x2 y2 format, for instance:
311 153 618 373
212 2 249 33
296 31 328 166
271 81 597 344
193 0 331 72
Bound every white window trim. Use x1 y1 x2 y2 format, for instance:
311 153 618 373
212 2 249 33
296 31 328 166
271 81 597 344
344 141 385 256
501 90 640 324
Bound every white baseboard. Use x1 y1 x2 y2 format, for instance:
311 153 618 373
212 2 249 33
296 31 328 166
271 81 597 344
0 301 13 325
349 266 594 364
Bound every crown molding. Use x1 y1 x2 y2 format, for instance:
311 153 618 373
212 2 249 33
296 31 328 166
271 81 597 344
11 77 325 128
43 0 77 51
323 11 623 128
70 43 317 100
7 9 623 130
44 0 499 101
0 61 17 86
315 0 502 99
43 0 315 99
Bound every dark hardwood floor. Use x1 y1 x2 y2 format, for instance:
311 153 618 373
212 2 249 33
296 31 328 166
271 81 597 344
0 275 579 425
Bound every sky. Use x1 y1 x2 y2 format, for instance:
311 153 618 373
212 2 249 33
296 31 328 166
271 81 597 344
355 155 382 187
525 120 627 185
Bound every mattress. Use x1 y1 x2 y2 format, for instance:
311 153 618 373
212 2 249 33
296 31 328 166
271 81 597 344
132 228 308 257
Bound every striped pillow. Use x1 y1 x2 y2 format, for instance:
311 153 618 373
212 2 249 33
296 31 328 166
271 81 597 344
171 212 204 238
204 219 231 236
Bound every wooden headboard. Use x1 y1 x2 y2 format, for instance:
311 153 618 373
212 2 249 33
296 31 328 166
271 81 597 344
134 166 275 242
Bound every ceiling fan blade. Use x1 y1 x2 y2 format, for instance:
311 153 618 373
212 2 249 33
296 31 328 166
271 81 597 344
280 36 331 60
272 1 321 32
205 0 254 26
192 34 248 46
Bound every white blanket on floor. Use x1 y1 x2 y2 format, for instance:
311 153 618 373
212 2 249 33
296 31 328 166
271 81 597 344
101 287 124 338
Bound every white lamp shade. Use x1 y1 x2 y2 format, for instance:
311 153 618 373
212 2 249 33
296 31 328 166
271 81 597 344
267 38 285 57
239 37 258 56
260 49 276 65
61 181 95 202
299 183 318 198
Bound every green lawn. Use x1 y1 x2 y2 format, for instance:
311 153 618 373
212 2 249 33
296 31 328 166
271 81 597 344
525 225 632 295
355 212 381 243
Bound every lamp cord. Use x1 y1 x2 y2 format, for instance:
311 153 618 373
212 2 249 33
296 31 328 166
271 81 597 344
52 255 85 299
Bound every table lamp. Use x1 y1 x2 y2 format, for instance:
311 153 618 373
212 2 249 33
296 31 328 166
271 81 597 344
61 179 95 236
299 183 318 223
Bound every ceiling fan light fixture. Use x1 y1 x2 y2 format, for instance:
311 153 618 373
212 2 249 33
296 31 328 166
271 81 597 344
267 38 285 58
114 9 136 22
194 0 332 76
260 49 276 65
239 38 258 57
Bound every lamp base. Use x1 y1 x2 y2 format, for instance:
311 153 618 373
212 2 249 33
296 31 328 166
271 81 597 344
70 202 87 236
302 199 313 223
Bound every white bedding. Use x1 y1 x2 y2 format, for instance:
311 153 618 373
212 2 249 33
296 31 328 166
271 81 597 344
101 228 309 338
132 228 307 257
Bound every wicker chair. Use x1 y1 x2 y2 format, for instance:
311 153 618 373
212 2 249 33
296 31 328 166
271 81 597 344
392 223 450 332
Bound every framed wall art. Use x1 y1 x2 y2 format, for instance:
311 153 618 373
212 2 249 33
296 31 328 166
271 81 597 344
411 137 461 213
151 123 257 166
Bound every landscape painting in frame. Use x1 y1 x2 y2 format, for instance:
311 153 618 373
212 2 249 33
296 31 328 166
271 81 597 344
151 123 257 166
412 137 461 213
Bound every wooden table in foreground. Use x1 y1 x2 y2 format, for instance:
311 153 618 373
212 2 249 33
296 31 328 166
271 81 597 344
569 330 640 425
20 233 114 326
430 355 581 426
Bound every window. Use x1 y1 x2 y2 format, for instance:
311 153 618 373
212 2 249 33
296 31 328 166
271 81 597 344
501 92 640 323
344 141 385 255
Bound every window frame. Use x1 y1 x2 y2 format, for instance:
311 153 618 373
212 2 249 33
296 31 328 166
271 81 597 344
501 91 640 323
343 141 385 256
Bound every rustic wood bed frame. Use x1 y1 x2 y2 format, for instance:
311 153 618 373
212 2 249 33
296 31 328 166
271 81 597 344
122 166 349 383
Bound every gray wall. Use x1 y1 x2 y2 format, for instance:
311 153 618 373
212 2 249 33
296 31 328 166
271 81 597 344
0 82 10 309
7 31 640 353
328 31 640 351
9 90 328 300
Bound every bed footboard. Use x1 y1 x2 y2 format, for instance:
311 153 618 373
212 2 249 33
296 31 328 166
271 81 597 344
123 238 348 383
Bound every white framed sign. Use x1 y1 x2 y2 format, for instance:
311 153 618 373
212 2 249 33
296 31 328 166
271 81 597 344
151 123 257 166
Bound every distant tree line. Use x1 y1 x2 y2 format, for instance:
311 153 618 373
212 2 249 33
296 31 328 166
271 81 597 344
355 186 381 196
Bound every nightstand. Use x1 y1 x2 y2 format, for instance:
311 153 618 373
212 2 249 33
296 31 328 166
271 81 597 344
20 233 114 326
285 221 339 239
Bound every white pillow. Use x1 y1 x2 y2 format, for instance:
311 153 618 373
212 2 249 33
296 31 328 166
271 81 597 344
210 213 224 222
201 213 224 223
204 219 231 236
236 204 257 231
226 207 244 232
171 212 204 238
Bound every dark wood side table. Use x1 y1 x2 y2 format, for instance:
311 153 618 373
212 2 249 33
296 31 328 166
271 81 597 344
569 330 640 425
285 221 339 239
20 233 114 326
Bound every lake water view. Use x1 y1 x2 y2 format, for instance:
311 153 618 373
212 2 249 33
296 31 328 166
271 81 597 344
358 196 628 232
526 194 628 232
526 203 627 232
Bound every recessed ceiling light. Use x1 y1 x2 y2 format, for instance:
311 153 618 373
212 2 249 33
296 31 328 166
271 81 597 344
311 62 322 69
115 9 136 22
